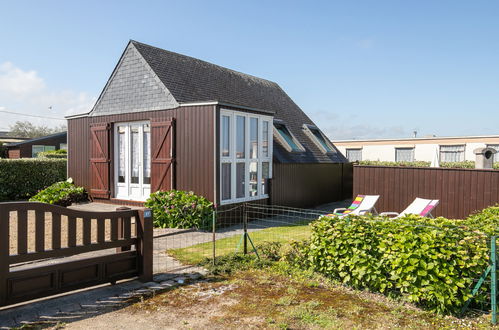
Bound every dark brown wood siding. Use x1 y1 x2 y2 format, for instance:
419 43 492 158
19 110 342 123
353 165 499 219
271 163 351 208
68 105 215 202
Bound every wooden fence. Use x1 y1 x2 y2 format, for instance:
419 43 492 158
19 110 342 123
353 165 499 219
0 202 153 307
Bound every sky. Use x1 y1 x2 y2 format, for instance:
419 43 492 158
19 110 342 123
1 0 498 140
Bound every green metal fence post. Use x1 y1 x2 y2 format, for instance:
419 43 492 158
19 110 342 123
243 203 248 255
212 207 216 266
492 236 497 325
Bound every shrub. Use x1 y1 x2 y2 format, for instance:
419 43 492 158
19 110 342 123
285 214 490 314
440 161 475 169
358 160 431 167
0 158 67 201
29 179 88 207
37 149 67 159
145 190 213 229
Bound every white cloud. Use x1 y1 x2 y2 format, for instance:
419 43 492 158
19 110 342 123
0 62 96 129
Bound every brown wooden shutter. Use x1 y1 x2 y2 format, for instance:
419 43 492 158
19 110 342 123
151 119 175 192
90 123 111 199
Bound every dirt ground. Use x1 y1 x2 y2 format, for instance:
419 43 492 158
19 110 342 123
43 270 490 330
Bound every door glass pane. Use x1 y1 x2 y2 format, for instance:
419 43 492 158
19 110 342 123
249 162 258 197
130 127 139 184
236 116 245 159
143 124 151 184
262 162 270 195
221 115 230 157
222 163 231 200
262 121 269 157
250 118 258 159
118 126 126 183
236 163 245 198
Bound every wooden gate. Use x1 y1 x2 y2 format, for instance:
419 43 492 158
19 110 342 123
0 202 153 307
151 119 175 192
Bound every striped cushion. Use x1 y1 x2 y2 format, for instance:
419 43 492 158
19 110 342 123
327 195 365 216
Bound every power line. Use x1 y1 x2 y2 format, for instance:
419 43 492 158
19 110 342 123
0 109 66 121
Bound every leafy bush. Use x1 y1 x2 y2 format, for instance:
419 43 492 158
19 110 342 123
145 190 213 229
440 161 475 169
29 179 88 207
0 158 67 201
37 149 67 159
284 214 490 314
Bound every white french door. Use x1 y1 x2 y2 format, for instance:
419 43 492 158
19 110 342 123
114 121 151 201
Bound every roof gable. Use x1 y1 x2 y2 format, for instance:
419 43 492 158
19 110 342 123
89 42 178 116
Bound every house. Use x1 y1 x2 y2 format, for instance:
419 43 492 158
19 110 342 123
334 135 499 163
67 41 348 207
0 131 28 145
5 131 67 158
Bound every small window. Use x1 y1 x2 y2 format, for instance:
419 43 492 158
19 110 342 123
487 144 499 162
440 145 465 162
32 145 55 157
59 143 68 150
346 148 362 162
274 123 304 152
303 124 334 153
395 148 414 162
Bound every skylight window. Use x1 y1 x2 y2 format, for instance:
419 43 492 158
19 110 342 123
274 123 304 152
303 124 335 154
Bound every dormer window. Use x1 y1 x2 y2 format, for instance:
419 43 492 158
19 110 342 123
274 123 305 152
303 124 334 154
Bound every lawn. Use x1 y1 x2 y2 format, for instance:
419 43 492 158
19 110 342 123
168 223 312 265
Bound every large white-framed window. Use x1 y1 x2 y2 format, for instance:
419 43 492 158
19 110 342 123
274 122 305 152
302 124 335 154
220 109 273 204
439 145 465 162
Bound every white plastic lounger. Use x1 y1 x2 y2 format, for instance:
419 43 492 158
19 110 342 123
328 195 380 217
380 198 439 219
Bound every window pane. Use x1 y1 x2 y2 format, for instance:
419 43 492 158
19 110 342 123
395 148 414 162
275 124 300 152
262 121 269 157
346 149 362 162
236 163 245 198
222 163 231 200
250 118 258 159
221 115 230 157
440 145 464 162
236 116 245 159
310 128 332 152
131 127 139 184
44 146 56 152
118 127 126 183
249 162 258 197
262 162 270 195
143 124 151 184
32 145 44 157
60 143 67 150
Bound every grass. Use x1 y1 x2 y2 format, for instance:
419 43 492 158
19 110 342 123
168 223 311 264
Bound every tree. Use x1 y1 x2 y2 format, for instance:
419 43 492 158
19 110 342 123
9 121 67 138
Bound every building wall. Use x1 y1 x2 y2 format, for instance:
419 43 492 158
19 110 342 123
68 105 216 202
335 136 499 162
6 133 67 158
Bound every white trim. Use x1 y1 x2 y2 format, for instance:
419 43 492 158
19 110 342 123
302 124 334 154
273 123 305 152
219 109 273 205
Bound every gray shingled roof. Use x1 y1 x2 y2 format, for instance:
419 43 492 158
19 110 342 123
132 41 345 163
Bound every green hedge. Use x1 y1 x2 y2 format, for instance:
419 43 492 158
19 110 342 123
37 149 67 159
358 160 499 170
284 209 499 314
0 158 67 201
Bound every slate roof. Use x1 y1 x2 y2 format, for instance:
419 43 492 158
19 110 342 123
131 41 346 164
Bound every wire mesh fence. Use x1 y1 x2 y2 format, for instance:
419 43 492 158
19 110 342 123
151 201 499 324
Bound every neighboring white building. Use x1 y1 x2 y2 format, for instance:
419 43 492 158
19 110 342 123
334 135 499 163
